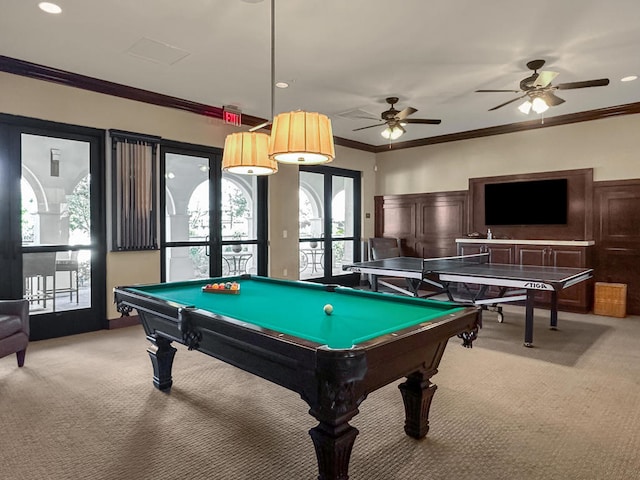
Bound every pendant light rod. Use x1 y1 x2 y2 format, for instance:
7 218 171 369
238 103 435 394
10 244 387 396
267 0 335 165
271 0 275 122
221 0 278 175
248 0 275 133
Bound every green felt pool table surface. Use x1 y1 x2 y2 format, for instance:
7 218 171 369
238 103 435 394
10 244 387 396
128 275 466 349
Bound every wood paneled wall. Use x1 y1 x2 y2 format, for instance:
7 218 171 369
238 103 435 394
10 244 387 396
374 172 640 315
374 191 467 258
467 168 593 240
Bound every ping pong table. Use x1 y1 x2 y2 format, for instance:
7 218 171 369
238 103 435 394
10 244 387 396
343 253 593 347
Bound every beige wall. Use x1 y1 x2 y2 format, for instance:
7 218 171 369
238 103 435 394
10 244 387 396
267 145 377 280
375 114 640 195
0 72 375 318
4 71 637 319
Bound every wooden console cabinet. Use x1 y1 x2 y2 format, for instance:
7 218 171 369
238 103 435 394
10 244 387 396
456 239 594 312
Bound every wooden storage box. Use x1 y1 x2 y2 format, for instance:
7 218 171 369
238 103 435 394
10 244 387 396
593 282 627 318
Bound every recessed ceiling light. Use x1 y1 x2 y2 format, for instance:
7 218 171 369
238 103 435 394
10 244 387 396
275 82 289 89
621 75 638 82
39 2 62 14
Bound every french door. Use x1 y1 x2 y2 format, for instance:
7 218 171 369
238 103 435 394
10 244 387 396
299 165 361 285
160 141 268 282
0 114 106 340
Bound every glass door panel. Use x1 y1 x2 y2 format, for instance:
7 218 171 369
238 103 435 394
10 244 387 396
161 143 267 283
299 167 360 283
21 134 93 314
299 240 325 278
332 176 354 237
331 176 355 278
23 248 92 313
165 246 209 281
222 244 257 276
0 117 105 340
331 240 354 277
164 152 211 282
299 171 325 280
221 173 261 276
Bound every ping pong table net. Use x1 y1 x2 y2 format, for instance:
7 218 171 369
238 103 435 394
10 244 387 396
421 253 490 273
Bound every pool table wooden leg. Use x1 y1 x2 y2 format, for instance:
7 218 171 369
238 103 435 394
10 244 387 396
398 371 438 439
146 334 177 391
309 421 359 480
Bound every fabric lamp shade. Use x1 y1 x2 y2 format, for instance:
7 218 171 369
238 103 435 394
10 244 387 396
222 132 278 175
269 111 335 165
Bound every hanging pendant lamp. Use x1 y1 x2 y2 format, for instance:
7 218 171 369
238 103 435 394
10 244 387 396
222 131 277 175
267 0 335 166
221 0 278 176
269 110 335 165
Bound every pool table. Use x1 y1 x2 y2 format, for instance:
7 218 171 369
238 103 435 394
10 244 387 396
114 275 480 480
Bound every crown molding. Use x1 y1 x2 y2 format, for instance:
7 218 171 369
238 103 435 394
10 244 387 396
2 55 639 153
374 102 640 153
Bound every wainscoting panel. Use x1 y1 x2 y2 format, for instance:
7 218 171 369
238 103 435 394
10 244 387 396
375 191 467 258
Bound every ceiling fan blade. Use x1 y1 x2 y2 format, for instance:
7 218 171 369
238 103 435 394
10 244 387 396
488 94 528 111
534 70 559 87
544 92 566 106
476 89 522 93
396 107 417 121
405 118 442 125
353 123 386 132
556 78 610 90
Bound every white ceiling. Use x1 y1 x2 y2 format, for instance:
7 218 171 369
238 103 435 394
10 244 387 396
2 0 640 147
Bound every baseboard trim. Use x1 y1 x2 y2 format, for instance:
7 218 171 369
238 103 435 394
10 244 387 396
108 315 140 329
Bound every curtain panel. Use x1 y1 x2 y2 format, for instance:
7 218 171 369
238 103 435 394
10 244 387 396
111 130 160 251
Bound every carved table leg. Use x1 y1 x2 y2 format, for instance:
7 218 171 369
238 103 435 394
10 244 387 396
146 334 177 391
398 371 438 439
309 421 359 480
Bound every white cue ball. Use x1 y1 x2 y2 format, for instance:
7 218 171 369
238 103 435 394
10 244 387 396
323 304 333 315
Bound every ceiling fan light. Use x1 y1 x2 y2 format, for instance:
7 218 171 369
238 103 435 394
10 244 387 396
531 97 549 114
381 125 404 140
222 132 278 175
518 100 532 114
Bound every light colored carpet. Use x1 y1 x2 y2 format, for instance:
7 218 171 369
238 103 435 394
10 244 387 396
1 307 639 479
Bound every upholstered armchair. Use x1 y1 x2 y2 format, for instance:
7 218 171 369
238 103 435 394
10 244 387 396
0 299 30 367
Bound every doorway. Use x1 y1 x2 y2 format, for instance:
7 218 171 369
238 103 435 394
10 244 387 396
0 115 106 340
160 141 268 282
299 165 361 285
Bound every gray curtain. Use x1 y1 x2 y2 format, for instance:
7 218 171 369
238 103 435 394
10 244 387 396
111 132 159 250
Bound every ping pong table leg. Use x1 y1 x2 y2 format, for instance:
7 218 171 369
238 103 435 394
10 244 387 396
550 291 558 330
524 290 535 348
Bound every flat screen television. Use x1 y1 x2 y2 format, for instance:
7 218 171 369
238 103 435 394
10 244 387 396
484 178 568 226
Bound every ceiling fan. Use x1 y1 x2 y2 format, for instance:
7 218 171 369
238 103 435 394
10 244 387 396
353 97 441 140
476 59 610 114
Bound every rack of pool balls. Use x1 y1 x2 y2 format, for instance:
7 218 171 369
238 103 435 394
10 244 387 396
202 281 241 294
